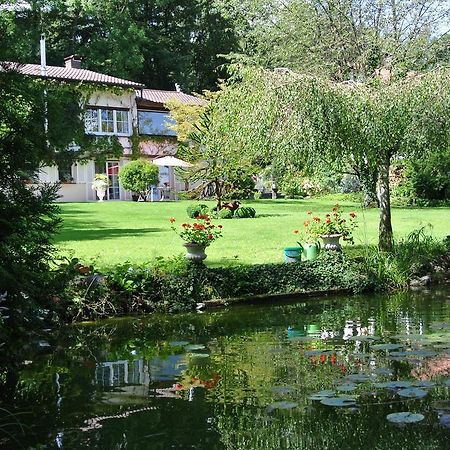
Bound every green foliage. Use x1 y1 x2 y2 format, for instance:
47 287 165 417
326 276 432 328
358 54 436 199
118 160 159 196
362 227 447 290
218 208 234 219
0 0 239 92
0 71 85 328
392 151 450 204
186 203 209 218
64 252 373 320
279 173 305 198
234 206 256 218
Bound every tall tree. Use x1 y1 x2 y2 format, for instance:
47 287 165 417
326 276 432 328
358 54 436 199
0 0 239 91
217 0 450 80
208 66 450 250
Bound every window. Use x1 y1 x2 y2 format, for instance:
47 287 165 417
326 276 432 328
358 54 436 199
84 109 99 133
84 107 130 135
116 110 129 134
101 109 114 133
138 110 176 136
58 161 73 183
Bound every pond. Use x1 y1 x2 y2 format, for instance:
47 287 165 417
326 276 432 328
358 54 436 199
1 288 450 449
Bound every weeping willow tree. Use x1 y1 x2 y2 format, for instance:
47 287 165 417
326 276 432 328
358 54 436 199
211 67 450 251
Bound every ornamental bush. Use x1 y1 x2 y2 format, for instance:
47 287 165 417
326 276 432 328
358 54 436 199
218 208 234 219
186 203 209 218
118 160 159 198
235 206 256 218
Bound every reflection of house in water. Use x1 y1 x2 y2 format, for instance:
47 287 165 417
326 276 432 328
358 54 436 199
96 355 188 387
95 355 188 404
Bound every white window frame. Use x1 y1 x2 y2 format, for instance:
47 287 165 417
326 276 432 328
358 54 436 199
84 107 131 136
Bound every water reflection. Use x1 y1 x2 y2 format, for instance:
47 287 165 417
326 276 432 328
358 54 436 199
1 289 449 449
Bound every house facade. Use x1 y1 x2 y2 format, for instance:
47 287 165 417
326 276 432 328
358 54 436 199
7 56 203 201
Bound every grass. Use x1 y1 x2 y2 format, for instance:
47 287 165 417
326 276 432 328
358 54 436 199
55 197 450 269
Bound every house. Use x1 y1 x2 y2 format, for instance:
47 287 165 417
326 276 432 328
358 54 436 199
4 55 203 201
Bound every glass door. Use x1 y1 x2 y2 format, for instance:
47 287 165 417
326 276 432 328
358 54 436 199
107 161 120 200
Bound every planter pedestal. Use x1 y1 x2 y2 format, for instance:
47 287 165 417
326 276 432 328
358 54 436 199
95 188 106 202
184 243 207 262
320 234 342 252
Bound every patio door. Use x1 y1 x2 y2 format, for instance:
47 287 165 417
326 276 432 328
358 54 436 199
107 161 120 200
95 161 120 200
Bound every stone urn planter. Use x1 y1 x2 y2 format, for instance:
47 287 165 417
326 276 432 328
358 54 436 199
184 243 207 262
320 234 343 252
94 187 106 202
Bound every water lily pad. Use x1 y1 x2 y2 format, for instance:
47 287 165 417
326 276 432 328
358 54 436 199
169 341 190 347
345 374 372 383
397 388 428 399
271 386 293 395
374 380 413 389
308 390 336 401
373 368 394 377
320 397 357 407
185 344 206 351
388 351 408 357
408 350 438 358
439 414 450 428
188 353 210 359
267 401 298 411
348 335 381 342
371 343 403 351
412 380 436 388
336 383 357 392
386 412 424 424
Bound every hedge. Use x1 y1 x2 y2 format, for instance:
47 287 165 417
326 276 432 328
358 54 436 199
63 253 374 320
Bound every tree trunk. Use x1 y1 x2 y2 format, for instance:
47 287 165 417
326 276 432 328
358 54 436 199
377 156 393 251
215 179 223 210
360 168 378 208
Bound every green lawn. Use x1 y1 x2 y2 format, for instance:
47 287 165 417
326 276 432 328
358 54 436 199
55 198 450 268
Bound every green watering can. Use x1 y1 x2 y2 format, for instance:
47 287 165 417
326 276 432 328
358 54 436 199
298 241 320 261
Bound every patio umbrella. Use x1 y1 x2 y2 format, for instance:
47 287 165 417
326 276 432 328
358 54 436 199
151 155 192 201
152 155 192 168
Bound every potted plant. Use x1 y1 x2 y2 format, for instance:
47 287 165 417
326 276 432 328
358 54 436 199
91 174 110 201
295 205 357 252
170 214 223 261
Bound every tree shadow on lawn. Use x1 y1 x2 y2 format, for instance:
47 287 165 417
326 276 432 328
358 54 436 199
55 227 165 242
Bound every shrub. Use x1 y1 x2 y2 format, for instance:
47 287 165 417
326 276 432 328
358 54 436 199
362 227 446 290
235 206 256 218
118 160 159 198
186 203 209 218
218 208 234 219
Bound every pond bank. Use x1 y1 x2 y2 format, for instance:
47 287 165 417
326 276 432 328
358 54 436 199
59 247 450 322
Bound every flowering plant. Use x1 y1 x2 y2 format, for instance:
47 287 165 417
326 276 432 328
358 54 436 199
170 214 223 247
294 204 358 243
91 173 110 191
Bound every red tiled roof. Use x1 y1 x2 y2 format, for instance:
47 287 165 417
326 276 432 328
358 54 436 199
1 62 144 88
137 88 205 106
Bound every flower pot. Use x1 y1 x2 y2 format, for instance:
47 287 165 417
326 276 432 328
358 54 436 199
95 188 106 202
184 243 207 262
320 234 342 251
284 246 302 263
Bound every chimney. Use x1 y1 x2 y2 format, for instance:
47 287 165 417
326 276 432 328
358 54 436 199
64 55 82 69
40 34 47 76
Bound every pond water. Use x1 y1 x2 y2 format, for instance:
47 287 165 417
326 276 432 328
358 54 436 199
1 289 450 449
